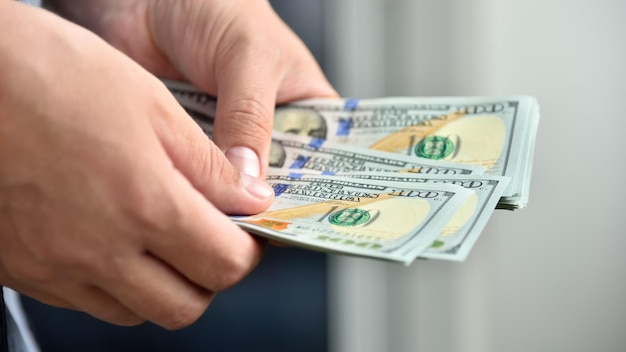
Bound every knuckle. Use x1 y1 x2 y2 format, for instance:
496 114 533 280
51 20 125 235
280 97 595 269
160 300 208 330
115 316 146 327
99 306 146 327
123 180 182 235
222 97 273 137
191 140 230 184
1 250 59 287
4 261 55 287
211 253 255 291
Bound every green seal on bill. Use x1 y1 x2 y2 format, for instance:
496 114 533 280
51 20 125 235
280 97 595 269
329 208 371 226
415 135 455 160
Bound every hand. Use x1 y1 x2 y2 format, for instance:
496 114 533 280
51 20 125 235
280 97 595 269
45 0 339 177
0 2 273 329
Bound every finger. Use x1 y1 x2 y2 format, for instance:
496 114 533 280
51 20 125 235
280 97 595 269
273 50 339 104
97 249 215 330
150 87 274 215
4 286 74 310
142 168 266 293
210 40 337 178
276 70 339 104
4 283 145 326
122 84 265 326
64 285 146 326
56 285 146 326
269 240 290 247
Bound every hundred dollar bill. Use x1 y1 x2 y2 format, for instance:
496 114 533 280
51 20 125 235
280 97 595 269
328 172 511 261
269 169 510 261
268 131 484 175
165 81 483 175
165 80 538 208
232 174 472 264
271 96 538 209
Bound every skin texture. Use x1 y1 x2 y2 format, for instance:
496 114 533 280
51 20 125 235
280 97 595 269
0 0 337 329
44 0 338 177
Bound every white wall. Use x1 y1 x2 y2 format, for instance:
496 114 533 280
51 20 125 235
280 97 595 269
326 1 626 351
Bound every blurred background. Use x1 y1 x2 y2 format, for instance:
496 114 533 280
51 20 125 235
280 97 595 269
325 1 626 352
22 0 626 351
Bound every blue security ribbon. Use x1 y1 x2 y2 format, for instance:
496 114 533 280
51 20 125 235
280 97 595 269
289 155 310 169
273 183 290 197
288 172 304 178
343 98 360 111
307 138 324 149
336 118 353 136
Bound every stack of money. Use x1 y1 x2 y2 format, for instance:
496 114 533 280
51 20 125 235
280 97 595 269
237 172 473 264
271 96 540 209
166 81 539 263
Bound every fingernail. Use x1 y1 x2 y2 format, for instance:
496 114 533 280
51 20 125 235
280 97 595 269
225 146 260 178
240 172 274 200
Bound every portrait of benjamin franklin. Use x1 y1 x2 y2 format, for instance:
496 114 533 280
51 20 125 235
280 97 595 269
269 139 287 168
273 107 327 139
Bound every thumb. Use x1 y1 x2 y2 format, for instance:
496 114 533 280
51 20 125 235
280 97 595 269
207 41 337 179
211 65 278 179
151 90 274 215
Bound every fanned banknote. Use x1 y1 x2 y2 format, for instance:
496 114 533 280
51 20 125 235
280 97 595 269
269 169 510 261
165 80 536 262
271 96 538 209
326 172 511 261
166 80 538 208
268 131 484 175
233 173 472 264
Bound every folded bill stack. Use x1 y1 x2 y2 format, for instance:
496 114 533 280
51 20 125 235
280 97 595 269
166 80 539 264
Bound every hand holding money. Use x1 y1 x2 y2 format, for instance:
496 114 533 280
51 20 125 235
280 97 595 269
0 3 283 330
167 81 539 263
235 173 472 264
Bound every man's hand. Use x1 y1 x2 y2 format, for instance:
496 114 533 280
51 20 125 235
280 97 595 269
0 2 273 329
45 0 339 177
